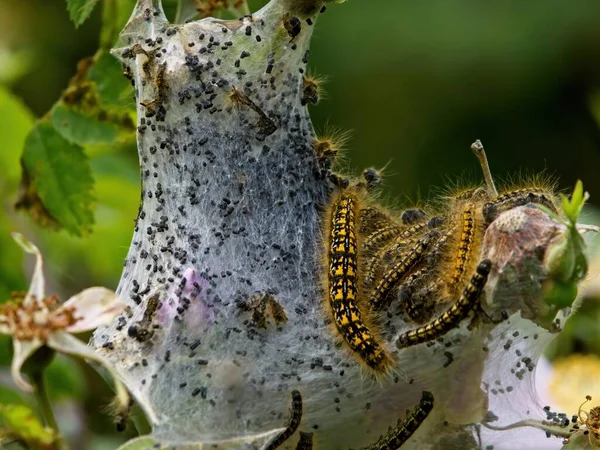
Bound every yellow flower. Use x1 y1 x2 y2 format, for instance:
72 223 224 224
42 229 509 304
548 354 600 414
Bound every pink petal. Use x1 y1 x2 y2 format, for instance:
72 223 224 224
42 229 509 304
11 233 45 307
63 287 126 333
11 338 43 392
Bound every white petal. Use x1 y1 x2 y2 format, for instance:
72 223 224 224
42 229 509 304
577 223 600 234
11 338 43 392
11 232 45 307
62 287 126 333
48 331 129 410
0 316 13 335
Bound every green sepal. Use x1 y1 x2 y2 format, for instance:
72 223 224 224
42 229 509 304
543 181 591 307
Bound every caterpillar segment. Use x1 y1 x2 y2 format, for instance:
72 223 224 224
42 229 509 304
363 225 403 255
423 225 455 266
363 222 429 288
396 259 491 349
370 230 439 310
400 208 427 225
482 188 558 224
401 281 442 325
264 390 303 450
448 205 477 292
359 207 397 235
398 269 440 324
327 192 392 373
360 391 435 450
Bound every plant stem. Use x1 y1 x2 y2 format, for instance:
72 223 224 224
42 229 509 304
31 371 59 432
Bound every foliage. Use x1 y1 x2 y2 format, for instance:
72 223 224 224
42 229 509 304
542 181 592 308
115 436 157 450
16 44 136 236
0 0 599 447
0 88 31 300
66 0 101 28
18 121 95 236
0 404 60 449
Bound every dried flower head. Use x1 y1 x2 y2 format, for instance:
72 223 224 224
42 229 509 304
2 233 129 412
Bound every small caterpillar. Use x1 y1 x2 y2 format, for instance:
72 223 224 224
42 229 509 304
370 231 438 310
361 391 435 450
264 390 303 450
363 225 402 255
396 259 491 349
363 222 428 288
449 205 476 291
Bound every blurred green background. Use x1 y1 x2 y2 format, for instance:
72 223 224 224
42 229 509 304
1 0 600 448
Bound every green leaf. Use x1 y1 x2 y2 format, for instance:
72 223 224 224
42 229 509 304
116 436 159 450
560 193 573 221
560 180 589 225
544 234 576 284
572 180 584 210
0 403 60 448
543 181 592 307
51 102 119 146
543 280 578 308
0 87 35 186
66 0 101 28
46 51 135 147
87 50 135 111
17 120 95 236
100 0 138 48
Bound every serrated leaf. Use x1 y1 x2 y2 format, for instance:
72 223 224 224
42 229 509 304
88 50 135 111
49 52 135 146
100 0 138 47
0 404 60 449
17 120 95 236
51 102 119 146
66 0 101 28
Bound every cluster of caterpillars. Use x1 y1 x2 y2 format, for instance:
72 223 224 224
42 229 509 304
290 139 559 449
322 140 558 376
265 390 434 450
